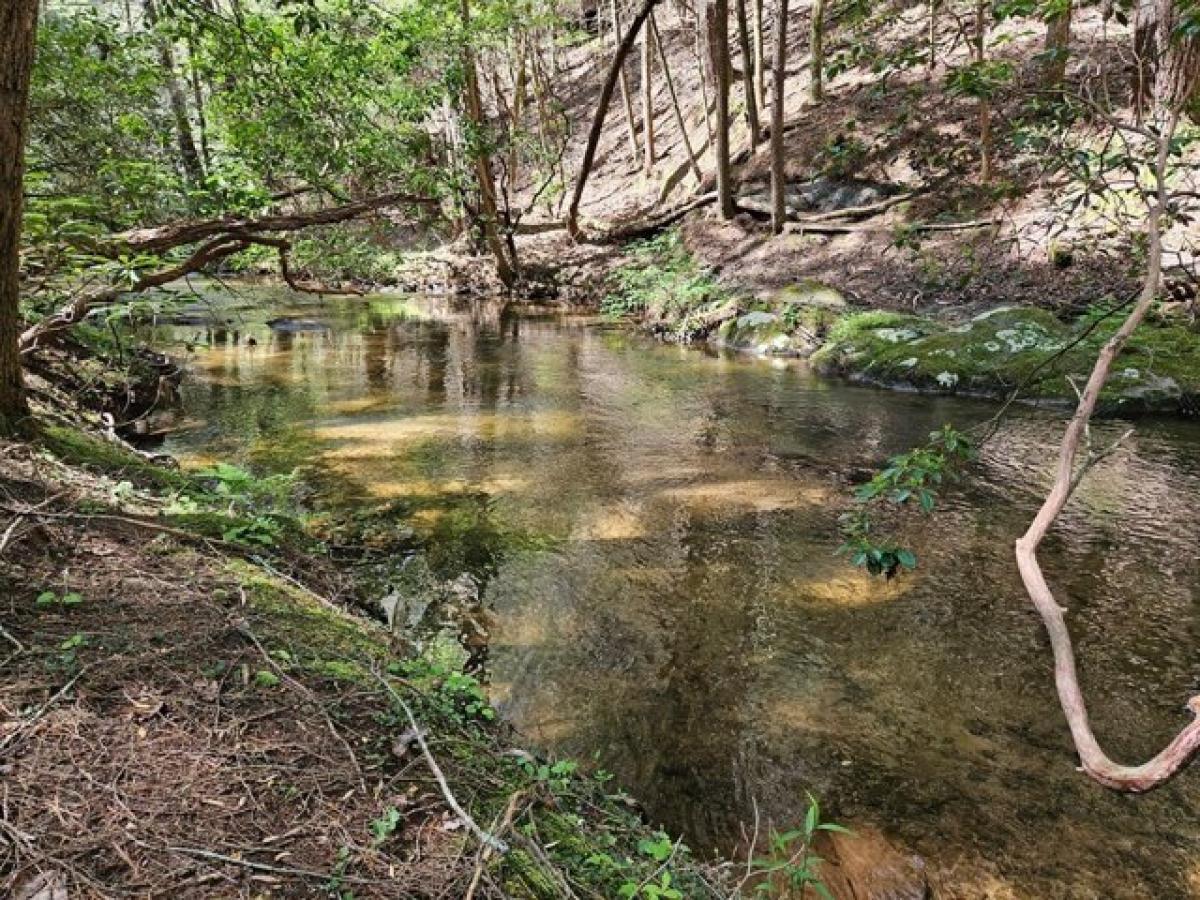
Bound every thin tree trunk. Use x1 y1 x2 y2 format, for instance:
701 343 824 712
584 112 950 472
610 0 643 162
752 0 766 112
0 0 37 435
810 0 826 102
694 5 716 145
974 0 992 182
770 0 789 234
144 0 205 185
566 0 665 239
708 0 736 219
188 43 212 173
641 17 657 173
927 0 938 71
1014 110 1200 793
1042 1 1072 90
735 0 761 148
460 0 516 286
651 12 703 186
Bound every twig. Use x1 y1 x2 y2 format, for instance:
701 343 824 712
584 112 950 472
0 665 92 753
236 624 368 796
161 845 382 885
464 790 526 900
370 669 509 854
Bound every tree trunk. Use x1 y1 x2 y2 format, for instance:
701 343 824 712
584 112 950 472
651 12 703 186
610 0 643 162
927 0 938 71
1041 1 1072 90
810 0 826 103
1135 0 1200 119
708 0 736 219
1015 110 1200 792
0 0 38 435
770 0 789 234
641 17 657 173
566 0 665 239
735 0 761 148
460 0 517 286
752 0 766 112
974 0 992 182
694 3 716 145
144 0 205 185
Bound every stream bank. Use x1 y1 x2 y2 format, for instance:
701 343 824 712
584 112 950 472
0 350 738 898
590 224 1200 416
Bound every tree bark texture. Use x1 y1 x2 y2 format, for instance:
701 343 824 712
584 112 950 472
0 0 38 434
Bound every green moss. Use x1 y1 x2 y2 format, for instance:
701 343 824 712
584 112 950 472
235 564 391 665
812 304 1200 413
40 425 187 490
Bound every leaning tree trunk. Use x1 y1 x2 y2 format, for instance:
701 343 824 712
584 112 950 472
770 0 789 234
610 0 643 162
708 0 736 219
752 0 766 113
0 0 38 435
809 0 827 102
651 11 703 185
144 0 205 185
566 0 665 239
1014 110 1200 792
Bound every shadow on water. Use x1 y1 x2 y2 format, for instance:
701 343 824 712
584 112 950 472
151 283 1200 899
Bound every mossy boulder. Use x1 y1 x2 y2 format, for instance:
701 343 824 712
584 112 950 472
714 311 816 356
812 305 1200 414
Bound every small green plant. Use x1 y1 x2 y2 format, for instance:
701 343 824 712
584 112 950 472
56 633 89 671
521 758 579 792
840 425 974 577
253 669 281 688
222 515 283 547
616 833 682 898
36 590 85 608
369 806 402 845
751 795 849 899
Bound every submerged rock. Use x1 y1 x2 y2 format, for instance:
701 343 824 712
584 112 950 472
266 317 330 333
817 826 929 900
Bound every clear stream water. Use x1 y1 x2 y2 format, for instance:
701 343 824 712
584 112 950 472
153 286 1200 898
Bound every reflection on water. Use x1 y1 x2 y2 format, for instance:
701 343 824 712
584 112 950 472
158 286 1200 898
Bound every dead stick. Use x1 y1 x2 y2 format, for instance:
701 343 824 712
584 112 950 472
371 670 509 854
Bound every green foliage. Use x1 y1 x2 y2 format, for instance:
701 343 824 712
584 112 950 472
605 230 725 320
369 806 403 845
36 590 85 609
840 426 974 577
750 795 848 899
946 60 1015 101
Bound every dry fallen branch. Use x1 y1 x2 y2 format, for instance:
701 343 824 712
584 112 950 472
371 670 510 854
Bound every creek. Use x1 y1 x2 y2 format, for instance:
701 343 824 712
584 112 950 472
151 285 1200 898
